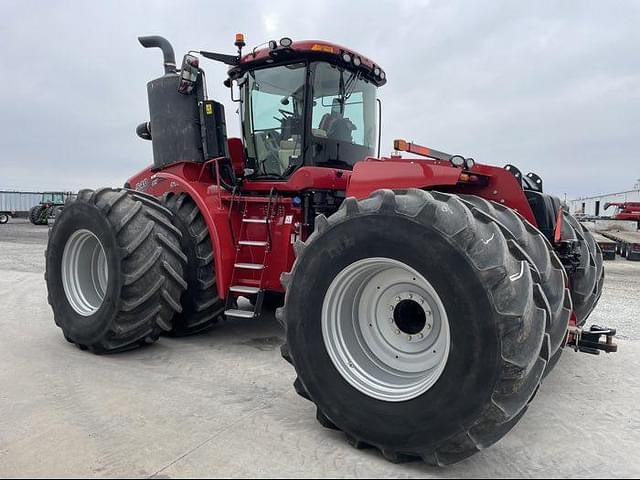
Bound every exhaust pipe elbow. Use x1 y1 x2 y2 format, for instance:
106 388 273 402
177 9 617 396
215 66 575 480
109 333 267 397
138 35 177 75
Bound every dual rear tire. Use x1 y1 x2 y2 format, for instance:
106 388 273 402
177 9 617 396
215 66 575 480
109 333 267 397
279 189 575 465
561 212 604 325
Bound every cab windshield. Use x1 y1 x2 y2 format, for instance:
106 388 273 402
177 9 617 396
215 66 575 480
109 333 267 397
242 62 306 177
42 193 64 204
241 61 377 177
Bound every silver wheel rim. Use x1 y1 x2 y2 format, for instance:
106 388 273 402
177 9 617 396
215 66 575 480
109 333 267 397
322 257 450 402
61 229 109 316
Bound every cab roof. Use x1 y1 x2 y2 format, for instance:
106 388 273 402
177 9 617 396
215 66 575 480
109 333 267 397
228 39 387 87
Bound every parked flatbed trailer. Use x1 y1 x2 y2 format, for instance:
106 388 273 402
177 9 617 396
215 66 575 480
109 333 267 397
591 232 617 260
601 231 640 261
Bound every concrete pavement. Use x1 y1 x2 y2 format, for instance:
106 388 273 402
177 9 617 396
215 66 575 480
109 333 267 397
1 219 639 478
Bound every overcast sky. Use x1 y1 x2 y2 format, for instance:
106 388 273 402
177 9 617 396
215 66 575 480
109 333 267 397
1 0 638 199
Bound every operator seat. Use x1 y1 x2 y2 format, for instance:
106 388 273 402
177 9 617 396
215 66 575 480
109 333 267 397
318 99 355 143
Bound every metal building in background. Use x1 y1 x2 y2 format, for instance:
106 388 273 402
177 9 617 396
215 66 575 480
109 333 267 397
0 191 44 216
570 187 640 217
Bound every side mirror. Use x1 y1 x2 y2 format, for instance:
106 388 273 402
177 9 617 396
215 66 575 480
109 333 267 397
178 54 200 95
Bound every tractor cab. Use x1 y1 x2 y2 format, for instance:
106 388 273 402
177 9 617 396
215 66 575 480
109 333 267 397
41 192 65 206
227 40 386 178
136 35 386 185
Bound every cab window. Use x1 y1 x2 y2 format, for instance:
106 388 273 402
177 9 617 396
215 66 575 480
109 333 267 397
309 62 377 168
242 63 306 177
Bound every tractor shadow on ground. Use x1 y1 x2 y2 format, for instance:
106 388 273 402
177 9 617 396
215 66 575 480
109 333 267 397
160 297 284 352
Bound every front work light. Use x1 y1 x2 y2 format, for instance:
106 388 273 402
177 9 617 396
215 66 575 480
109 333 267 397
450 155 466 168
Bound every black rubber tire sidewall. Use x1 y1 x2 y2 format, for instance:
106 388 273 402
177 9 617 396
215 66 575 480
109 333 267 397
46 202 121 344
287 214 501 450
170 207 201 317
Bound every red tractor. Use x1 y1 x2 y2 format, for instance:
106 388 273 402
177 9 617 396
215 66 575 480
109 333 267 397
605 202 640 223
45 35 614 465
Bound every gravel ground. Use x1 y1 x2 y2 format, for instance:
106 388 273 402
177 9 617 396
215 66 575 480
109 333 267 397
1 218 639 478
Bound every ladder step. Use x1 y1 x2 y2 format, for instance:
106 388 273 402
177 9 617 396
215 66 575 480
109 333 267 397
238 240 268 247
230 285 261 295
225 309 255 319
234 262 265 270
243 218 268 224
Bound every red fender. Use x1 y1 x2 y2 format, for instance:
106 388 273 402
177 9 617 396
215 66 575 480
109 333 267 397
347 158 538 226
346 159 461 199
127 163 234 299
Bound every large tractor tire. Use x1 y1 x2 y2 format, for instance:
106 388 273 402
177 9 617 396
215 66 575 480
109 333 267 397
40 206 53 225
45 188 187 353
0 213 9 224
459 196 572 359
48 205 64 224
562 212 604 325
279 189 551 465
29 205 43 225
162 192 225 336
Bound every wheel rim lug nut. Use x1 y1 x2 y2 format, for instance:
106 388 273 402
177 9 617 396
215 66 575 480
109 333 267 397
408 335 412 341
395 329 400 335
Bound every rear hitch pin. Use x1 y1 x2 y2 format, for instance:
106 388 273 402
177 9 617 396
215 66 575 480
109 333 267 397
568 325 618 355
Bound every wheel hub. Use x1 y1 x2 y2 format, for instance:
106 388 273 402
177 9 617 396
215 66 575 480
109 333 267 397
61 229 108 316
322 257 450 402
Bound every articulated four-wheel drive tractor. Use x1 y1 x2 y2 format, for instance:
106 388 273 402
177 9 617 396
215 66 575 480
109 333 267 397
45 34 616 465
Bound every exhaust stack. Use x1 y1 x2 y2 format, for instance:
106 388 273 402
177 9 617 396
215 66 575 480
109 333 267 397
138 35 177 75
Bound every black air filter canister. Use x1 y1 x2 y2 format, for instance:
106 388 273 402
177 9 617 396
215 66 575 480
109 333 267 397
147 74 204 168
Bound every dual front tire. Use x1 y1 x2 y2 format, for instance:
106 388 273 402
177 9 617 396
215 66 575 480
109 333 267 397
46 188 187 352
46 189 225 351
